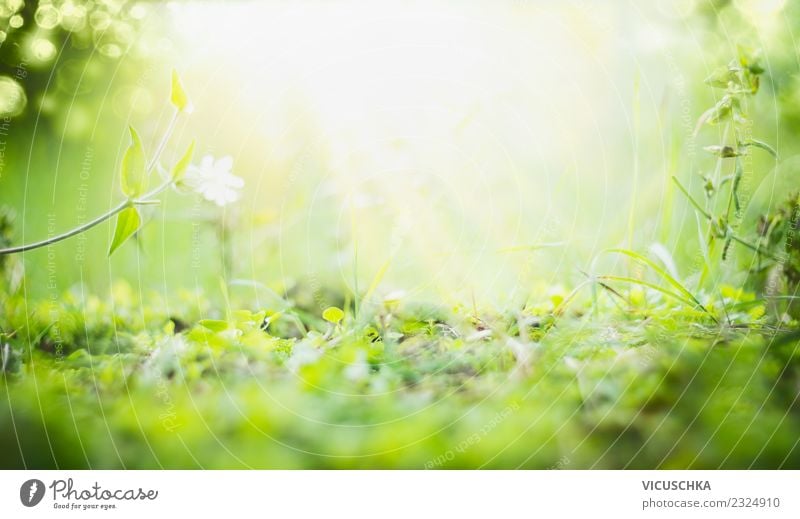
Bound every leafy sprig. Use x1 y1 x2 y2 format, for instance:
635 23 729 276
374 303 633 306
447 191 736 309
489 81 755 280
683 46 777 262
0 70 196 257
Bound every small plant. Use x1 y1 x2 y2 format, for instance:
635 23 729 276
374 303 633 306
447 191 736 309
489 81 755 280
0 70 243 257
674 45 778 264
751 192 800 316
757 194 800 281
588 47 778 324
599 248 715 320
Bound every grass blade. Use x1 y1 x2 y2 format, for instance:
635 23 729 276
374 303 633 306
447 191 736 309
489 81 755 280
605 248 714 319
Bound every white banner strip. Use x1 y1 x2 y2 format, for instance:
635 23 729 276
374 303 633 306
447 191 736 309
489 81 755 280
1 470 798 518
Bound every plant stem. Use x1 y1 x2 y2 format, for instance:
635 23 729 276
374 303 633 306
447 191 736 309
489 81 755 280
672 176 713 220
0 182 172 255
725 158 742 220
0 202 127 254
0 109 180 255
672 176 778 262
730 234 781 262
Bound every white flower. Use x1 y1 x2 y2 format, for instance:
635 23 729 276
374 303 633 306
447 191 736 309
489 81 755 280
286 341 322 374
183 154 244 207
344 349 370 382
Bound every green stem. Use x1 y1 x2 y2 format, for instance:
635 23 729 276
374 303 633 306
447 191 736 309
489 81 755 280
725 158 742 220
0 182 172 255
730 234 781 262
672 176 777 262
672 176 713 220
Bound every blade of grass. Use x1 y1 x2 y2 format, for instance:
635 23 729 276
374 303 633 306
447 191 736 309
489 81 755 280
605 248 715 320
672 176 712 220
607 249 700 304
363 258 391 305
598 275 715 322
628 71 641 255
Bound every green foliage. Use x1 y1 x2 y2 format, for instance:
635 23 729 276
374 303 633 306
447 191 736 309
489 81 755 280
108 206 141 256
171 140 196 182
3 4 800 472
678 47 778 271
678 45 800 311
0 70 227 257
0 283 798 469
752 193 800 315
322 306 345 324
198 319 229 332
170 69 192 113
605 248 710 316
120 127 147 199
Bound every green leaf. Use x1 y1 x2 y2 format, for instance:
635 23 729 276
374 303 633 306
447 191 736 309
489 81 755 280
672 176 713 221
363 259 391 304
198 319 229 332
737 44 764 75
597 275 701 311
743 70 760 94
742 139 778 159
707 95 737 125
120 127 147 198
170 69 191 113
322 306 344 324
108 206 141 256
704 66 739 89
171 140 195 182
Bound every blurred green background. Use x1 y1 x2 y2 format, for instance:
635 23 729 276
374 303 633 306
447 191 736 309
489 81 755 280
0 0 795 309
2 0 800 470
